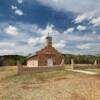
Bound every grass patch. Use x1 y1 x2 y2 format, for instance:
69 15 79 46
0 66 16 72
3 69 78 83
0 66 85 83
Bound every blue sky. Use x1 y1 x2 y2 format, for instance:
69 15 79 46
0 0 100 55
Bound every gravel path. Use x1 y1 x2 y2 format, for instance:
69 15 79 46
68 69 98 75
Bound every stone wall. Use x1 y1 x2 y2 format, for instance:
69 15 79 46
17 64 64 74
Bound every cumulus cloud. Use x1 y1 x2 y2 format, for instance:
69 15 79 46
4 25 19 36
90 17 100 27
17 0 23 4
36 0 100 30
40 24 59 36
74 11 96 23
37 0 100 28
64 27 75 34
66 34 90 42
77 44 91 49
28 37 39 46
0 42 15 47
1 22 100 55
37 0 100 14
11 5 23 16
75 13 88 23
11 5 17 10
77 25 86 31
40 24 54 35
15 9 23 16
0 49 14 55
53 40 66 49
77 43 100 51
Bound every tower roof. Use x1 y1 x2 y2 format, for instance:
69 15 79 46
46 33 52 46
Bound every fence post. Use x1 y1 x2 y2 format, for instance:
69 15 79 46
17 61 22 74
60 59 65 66
94 60 97 65
71 59 74 69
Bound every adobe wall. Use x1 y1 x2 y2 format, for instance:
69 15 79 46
17 64 64 74
38 54 62 66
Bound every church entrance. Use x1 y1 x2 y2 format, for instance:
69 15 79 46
47 58 53 66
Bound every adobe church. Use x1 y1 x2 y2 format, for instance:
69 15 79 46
27 35 63 67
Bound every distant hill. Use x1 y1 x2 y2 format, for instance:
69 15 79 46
0 55 27 66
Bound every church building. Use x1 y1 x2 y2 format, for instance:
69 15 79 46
27 35 63 67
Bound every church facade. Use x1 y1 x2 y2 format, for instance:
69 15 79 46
27 35 63 67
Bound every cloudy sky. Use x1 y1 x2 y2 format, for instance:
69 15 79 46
0 0 100 56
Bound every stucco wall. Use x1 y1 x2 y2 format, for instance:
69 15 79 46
27 60 38 67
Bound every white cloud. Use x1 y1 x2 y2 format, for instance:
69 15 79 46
11 5 17 10
77 25 86 31
17 0 23 4
28 37 39 46
15 9 23 16
4 25 19 36
40 24 54 35
0 49 14 55
36 0 100 28
77 43 100 51
37 0 100 15
90 17 100 27
65 32 100 42
40 24 59 36
74 12 96 23
66 35 90 41
3 49 13 55
1 22 100 55
77 44 91 49
75 13 88 23
53 40 66 49
64 27 75 34
11 5 23 16
0 42 15 47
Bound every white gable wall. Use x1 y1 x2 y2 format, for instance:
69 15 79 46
27 60 38 67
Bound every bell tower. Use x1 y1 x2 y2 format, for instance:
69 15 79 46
46 33 52 46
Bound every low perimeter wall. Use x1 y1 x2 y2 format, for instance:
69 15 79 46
73 64 100 69
17 65 65 74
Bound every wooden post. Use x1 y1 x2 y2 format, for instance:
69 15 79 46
71 59 74 69
60 59 64 66
94 60 97 65
17 61 22 74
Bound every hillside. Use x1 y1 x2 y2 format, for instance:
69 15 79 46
0 55 27 66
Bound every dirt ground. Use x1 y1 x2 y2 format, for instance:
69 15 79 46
0 66 100 100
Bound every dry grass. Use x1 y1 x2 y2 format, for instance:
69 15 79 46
0 66 100 100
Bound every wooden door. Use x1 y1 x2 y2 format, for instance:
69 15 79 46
47 58 53 66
